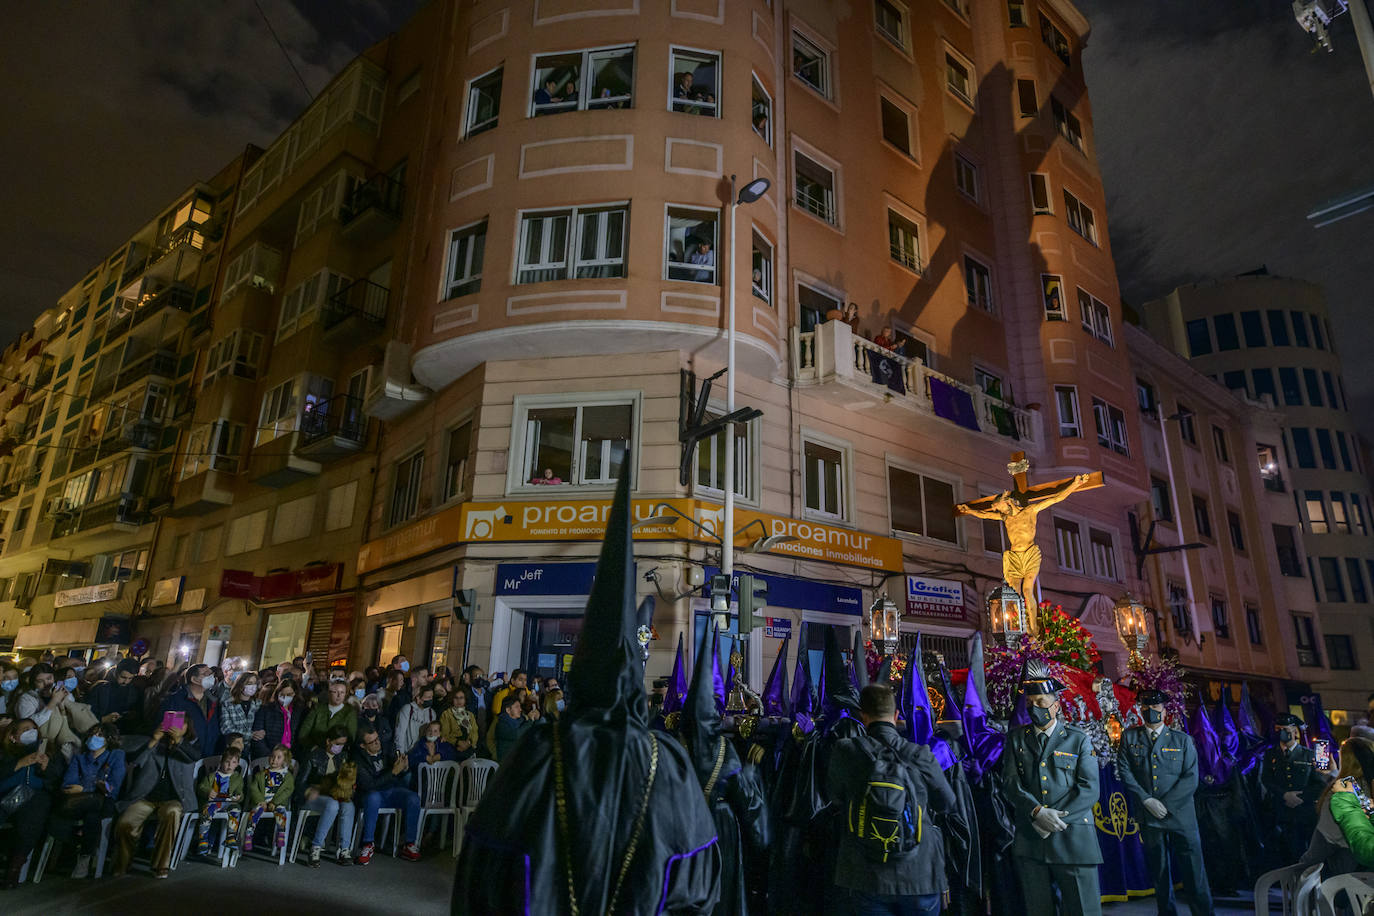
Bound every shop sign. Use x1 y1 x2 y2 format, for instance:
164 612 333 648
150 576 184 607
182 588 206 612
704 567 863 617
494 563 598 597
220 565 341 601
764 617 792 639
208 625 233 642
219 569 259 599
54 581 122 608
905 576 965 620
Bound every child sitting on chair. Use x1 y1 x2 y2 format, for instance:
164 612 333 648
195 747 244 855
244 745 294 852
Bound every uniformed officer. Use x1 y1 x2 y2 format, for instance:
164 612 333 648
1260 713 1326 866
1116 689 1214 916
1000 660 1103 916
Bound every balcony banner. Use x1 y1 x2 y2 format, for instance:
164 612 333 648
928 376 981 432
867 353 905 394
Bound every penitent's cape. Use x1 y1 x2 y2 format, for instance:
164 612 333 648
452 473 720 915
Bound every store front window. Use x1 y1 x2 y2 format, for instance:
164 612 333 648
261 611 310 668
426 614 452 673
521 614 581 684
376 623 403 667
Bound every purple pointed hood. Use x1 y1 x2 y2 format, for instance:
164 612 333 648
1237 682 1264 742
762 636 790 717
903 633 954 769
710 629 726 715
1189 701 1235 785
661 632 688 715
960 632 1005 779
791 624 814 719
1211 688 1240 760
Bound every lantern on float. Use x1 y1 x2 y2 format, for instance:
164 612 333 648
986 582 1026 647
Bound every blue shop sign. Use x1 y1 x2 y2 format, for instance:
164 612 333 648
703 567 862 616
494 563 598 597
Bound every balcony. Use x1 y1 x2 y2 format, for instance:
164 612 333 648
791 320 1039 446
298 395 368 461
170 465 235 516
249 431 322 488
122 417 164 451
1261 472 1286 493
114 349 178 392
339 172 404 244
323 279 389 340
51 494 148 542
33 359 54 389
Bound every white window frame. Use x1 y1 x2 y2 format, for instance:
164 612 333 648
791 28 834 100
751 227 774 305
1016 77 1038 117
1041 274 1065 321
664 205 720 285
294 170 360 246
954 152 980 204
1062 189 1099 245
1028 173 1053 214
464 65 503 138
751 74 773 147
442 417 474 503
506 391 642 494
389 449 425 528
874 0 911 53
1050 95 1085 153
801 429 853 523
1053 516 1085 573
885 457 961 546
667 46 720 118
1055 385 1081 438
221 243 283 298
793 142 842 228
884 194 927 276
963 253 994 314
531 44 637 117
1076 287 1113 345
515 203 628 284
444 219 487 299
1088 527 1120 581
277 268 350 342
202 329 264 388
256 373 333 445
694 408 758 503
877 91 918 161
886 208 923 275
796 277 844 332
943 46 975 107
1091 397 1129 455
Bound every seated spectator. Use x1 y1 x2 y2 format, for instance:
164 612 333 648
358 693 394 757
408 721 457 770
218 672 261 754
112 724 198 878
1324 741 1374 869
352 725 421 864
300 679 358 751
494 695 530 762
297 725 357 867
87 659 143 731
244 745 294 853
252 681 302 761
194 746 244 856
57 722 125 878
223 732 247 758
0 719 59 887
395 684 437 757
438 690 477 761
160 664 221 759
17 663 83 752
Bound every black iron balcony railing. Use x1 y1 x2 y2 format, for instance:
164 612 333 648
340 172 404 227
323 279 389 331
1262 473 1286 493
301 395 368 446
114 349 178 391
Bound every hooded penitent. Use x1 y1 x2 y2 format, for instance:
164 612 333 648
711 630 727 716
662 632 688 716
851 630 869 690
819 627 860 729
790 626 814 722
1212 689 1241 761
452 473 720 914
761 636 790 718
959 632 1006 780
902 633 955 769
1188 699 1235 786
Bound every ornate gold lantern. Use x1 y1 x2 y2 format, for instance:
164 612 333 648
1113 592 1150 668
987 582 1026 647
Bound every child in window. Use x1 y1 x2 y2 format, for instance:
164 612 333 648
194 746 244 856
244 745 294 852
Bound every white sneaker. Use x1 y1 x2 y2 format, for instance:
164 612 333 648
72 855 91 879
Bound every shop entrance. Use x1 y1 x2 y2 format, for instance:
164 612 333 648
521 613 582 685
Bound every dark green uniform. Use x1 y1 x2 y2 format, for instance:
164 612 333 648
1116 725 1214 916
1001 720 1103 916
1259 742 1325 866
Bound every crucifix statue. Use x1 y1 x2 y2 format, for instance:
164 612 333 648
955 451 1103 635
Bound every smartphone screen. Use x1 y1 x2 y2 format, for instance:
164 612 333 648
161 710 185 732
1314 739 1333 771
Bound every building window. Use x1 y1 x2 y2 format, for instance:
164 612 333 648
1054 386 1081 438
1176 405 1196 445
665 206 719 283
1290 428 1316 469
1168 582 1191 638
224 509 268 556
804 437 848 520
532 45 636 116
751 75 773 145
941 0 968 17
1293 613 1321 666
1337 429 1353 471
1137 378 1158 416
389 451 424 527
875 0 909 49
794 151 838 225
1352 494 1368 535
1347 557 1369 603
1245 603 1263 645
964 256 993 313
518 204 627 284
325 480 356 531
513 396 635 490
1273 524 1304 577
1316 428 1338 470
1009 0 1029 25
257 374 334 446
798 283 841 333
202 330 264 388
887 464 957 544
1089 528 1118 580
1076 288 1113 345
1208 425 1230 464
1211 597 1231 640
749 230 775 304
1050 96 1084 152
1029 173 1053 214
1192 496 1212 539
887 210 923 272
954 153 980 203
1238 309 1265 346
1303 367 1324 407
1054 517 1085 572
1017 78 1038 116
792 31 832 98
445 219 487 298
879 96 913 156
464 66 502 137
1040 13 1071 64
1150 477 1173 521
1041 274 1064 320
1291 310 1311 346
272 494 316 545
1184 319 1212 357
1212 313 1240 351
294 170 360 245
278 269 351 342
1320 556 1346 602
1091 399 1129 455
443 421 472 502
425 614 452 673
696 414 754 500
181 419 244 479
1326 634 1357 670
1331 492 1351 534
1312 314 1327 349
944 50 973 105
669 47 718 116
1062 190 1098 244
1267 309 1290 346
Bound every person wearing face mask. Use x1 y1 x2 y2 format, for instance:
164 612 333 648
0 718 59 887
87 659 144 732
0 665 21 719
1116 689 1214 916
1000 660 1102 916
295 725 357 867
394 684 436 758
251 682 303 760
387 664 431 722
439 689 478 761
300 679 359 751
1260 712 1326 868
542 687 566 722
408 720 458 772
112 722 199 878
358 692 395 757
55 722 126 878
218 673 262 755
159 664 222 760
352 724 422 863
17 662 86 755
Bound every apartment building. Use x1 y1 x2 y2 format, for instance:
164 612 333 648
1126 325 1307 709
1143 272 1374 719
0 155 243 659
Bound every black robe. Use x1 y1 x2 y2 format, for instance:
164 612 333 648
700 740 770 916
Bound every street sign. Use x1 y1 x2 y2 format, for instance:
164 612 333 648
764 617 792 639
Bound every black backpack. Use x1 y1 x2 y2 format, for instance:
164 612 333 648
845 740 923 862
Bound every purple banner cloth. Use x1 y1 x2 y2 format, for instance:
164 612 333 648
928 376 981 432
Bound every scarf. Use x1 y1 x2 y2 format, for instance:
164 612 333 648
280 704 293 748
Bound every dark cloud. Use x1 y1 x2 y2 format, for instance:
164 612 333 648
1077 0 1374 420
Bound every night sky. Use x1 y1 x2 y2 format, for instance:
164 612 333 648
2 2 1371 421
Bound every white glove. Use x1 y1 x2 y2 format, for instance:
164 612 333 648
1142 797 1168 819
1284 790 1305 809
1033 806 1067 834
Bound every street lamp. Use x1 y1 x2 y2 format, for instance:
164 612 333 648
723 174 771 621
869 595 901 656
1113 592 1150 669
986 583 1026 647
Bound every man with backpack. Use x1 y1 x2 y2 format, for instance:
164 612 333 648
827 683 956 915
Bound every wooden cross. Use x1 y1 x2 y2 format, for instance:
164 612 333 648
957 451 1105 513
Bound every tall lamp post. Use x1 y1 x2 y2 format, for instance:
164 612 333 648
722 174 772 624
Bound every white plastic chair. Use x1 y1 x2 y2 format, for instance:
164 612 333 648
289 803 361 864
452 759 498 857
415 761 461 853
244 762 293 865
1295 864 1326 916
30 815 115 881
1317 872 1374 916
1257 862 1319 916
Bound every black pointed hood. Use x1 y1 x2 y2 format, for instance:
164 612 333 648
682 617 731 786
852 629 870 689
567 472 646 724
874 655 894 687
820 626 860 717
